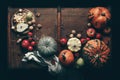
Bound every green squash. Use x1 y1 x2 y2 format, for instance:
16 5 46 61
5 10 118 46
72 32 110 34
37 36 57 57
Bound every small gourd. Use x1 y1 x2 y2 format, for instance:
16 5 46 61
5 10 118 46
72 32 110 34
37 36 57 57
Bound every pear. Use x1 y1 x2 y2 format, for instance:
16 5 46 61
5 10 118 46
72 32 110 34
26 12 33 21
75 58 84 69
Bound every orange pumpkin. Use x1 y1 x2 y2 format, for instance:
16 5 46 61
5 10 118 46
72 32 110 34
88 7 111 29
58 50 74 66
83 39 110 67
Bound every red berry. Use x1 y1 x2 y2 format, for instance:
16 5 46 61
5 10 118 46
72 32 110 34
96 33 102 39
86 37 90 41
28 46 33 51
28 32 33 36
60 38 67 45
22 40 30 48
80 38 87 44
31 41 36 46
28 37 33 41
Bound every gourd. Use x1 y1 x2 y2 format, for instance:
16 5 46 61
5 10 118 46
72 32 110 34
58 50 74 66
37 36 57 57
67 38 81 52
88 7 111 29
83 39 110 67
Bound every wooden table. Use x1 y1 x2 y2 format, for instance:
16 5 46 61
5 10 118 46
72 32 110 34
8 7 112 69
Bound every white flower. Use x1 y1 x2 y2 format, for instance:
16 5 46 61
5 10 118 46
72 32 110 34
67 38 81 52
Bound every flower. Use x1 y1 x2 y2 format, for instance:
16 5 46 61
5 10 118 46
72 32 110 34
67 38 81 52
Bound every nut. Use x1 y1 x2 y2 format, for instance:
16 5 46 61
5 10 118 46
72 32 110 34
77 34 81 38
28 21 32 25
11 26 15 30
37 24 42 29
19 9 23 13
69 34 74 38
29 26 34 30
31 20 36 24
71 30 76 34
36 12 41 17
87 23 91 27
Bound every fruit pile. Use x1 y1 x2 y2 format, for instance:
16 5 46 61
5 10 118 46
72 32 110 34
58 7 111 68
11 7 111 69
11 9 42 52
59 30 85 68
21 32 36 51
11 9 36 34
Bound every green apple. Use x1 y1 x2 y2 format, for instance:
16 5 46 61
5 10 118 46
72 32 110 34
75 57 84 69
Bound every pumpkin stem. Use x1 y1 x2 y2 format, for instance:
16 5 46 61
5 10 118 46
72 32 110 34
101 13 105 16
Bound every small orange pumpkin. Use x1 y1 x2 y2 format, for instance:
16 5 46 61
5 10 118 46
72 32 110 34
58 50 74 66
83 39 110 67
88 7 111 29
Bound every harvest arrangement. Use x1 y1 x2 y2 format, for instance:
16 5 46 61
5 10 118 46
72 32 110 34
10 7 111 74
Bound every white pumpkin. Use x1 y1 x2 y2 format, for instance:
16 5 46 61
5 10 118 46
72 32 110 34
37 36 57 57
67 38 81 52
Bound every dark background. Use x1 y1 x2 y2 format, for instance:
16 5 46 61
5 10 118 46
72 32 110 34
0 0 117 80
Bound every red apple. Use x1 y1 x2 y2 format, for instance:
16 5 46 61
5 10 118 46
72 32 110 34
60 38 67 45
28 46 33 51
80 38 87 44
31 41 36 46
28 32 33 36
22 40 30 48
96 33 102 39
87 28 96 37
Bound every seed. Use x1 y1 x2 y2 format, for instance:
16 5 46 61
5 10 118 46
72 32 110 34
16 38 22 43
